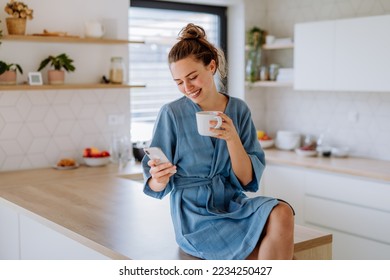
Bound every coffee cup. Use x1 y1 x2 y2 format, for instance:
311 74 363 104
196 111 222 136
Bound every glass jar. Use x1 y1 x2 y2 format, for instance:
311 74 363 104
109 57 125 84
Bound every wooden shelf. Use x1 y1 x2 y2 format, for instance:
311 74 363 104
262 42 294 50
246 81 293 88
0 83 146 91
2 35 144 45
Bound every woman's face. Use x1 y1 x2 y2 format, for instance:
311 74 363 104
170 56 216 104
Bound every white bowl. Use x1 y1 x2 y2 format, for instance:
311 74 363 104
259 139 275 149
295 148 317 157
275 131 301 150
83 156 111 167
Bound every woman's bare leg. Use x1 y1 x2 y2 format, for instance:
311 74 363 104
247 202 294 260
259 202 294 259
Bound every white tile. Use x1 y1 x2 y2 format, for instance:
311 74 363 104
27 122 51 138
53 105 76 120
28 138 50 154
17 126 33 153
16 94 32 120
44 108 60 134
27 154 50 169
2 156 24 171
0 107 23 123
1 140 23 156
53 120 76 136
27 91 49 106
0 123 23 140
28 106 49 122
0 91 21 106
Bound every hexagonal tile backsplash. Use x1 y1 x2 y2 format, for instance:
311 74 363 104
0 89 130 171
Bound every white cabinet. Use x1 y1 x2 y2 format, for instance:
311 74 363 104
0 199 109 260
262 163 390 259
19 215 109 260
294 20 334 91
261 165 305 225
0 199 19 260
294 14 390 92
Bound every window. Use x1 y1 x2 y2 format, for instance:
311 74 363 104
129 0 227 142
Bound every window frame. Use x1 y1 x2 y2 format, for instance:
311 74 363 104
130 0 227 55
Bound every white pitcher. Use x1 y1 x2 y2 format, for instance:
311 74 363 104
84 21 105 38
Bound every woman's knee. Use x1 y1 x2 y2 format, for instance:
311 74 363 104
270 202 295 226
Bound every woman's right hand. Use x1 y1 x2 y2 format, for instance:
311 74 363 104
147 159 177 192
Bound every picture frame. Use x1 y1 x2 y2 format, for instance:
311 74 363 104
28 72 43 85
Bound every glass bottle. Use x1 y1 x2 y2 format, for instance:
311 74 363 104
109 57 125 84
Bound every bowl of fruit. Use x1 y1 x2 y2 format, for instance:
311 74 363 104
257 130 275 149
83 147 111 167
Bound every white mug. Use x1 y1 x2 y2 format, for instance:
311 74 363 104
196 111 222 136
84 21 105 38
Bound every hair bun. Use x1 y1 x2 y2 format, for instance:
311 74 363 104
179 23 206 40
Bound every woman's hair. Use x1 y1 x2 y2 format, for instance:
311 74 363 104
168 23 227 91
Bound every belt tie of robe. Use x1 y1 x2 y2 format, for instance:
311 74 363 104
174 175 226 212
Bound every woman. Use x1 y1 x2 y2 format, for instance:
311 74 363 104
142 23 294 260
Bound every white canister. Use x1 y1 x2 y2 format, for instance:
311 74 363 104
84 21 105 38
109 57 125 84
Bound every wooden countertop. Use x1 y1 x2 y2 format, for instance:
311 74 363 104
0 151 388 260
0 163 194 260
0 160 332 260
264 149 390 183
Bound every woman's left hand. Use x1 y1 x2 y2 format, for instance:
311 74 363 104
209 112 239 142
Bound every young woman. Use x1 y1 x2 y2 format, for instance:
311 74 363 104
142 23 294 260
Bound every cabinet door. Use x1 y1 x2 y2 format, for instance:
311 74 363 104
19 215 109 260
304 169 390 259
334 15 390 92
0 199 20 260
294 20 335 91
261 164 305 225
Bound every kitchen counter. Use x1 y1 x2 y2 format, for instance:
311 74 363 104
264 149 390 182
0 162 192 260
0 159 333 260
1 151 388 260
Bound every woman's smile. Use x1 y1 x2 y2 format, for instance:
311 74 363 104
186 88 201 99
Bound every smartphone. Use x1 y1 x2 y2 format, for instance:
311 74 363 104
143 147 170 165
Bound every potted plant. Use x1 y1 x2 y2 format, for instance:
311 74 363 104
4 0 34 35
0 60 23 85
245 26 265 83
37 53 76 85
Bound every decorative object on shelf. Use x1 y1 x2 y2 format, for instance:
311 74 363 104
0 60 23 85
269 64 280 81
109 57 125 84
84 21 105 38
28 72 43 85
32 29 79 38
245 26 265 83
4 0 34 35
37 53 76 85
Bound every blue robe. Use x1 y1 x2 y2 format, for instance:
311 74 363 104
142 94 278 260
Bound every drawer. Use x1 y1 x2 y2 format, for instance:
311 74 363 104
304 195 390 244
305 169 390 212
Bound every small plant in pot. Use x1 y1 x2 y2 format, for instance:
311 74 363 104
37 53 76 85
0 60 23 85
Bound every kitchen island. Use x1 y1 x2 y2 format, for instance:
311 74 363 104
0 160 332 260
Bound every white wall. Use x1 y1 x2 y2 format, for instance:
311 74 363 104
0 0 129 84
0 0 130 171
